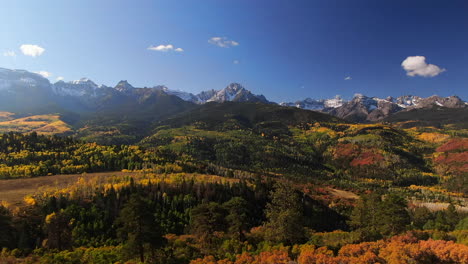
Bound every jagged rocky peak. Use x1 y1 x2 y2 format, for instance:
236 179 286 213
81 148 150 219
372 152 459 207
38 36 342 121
196 89 217 103
421 95 466 108
281 95 345 111
207 83 269 103
71 77 96 85
394 95 466 109
114 80 134 92
53 77 100 97
156 86 200 102
324 95 345 108
225 82 245 92
395 95 423 108
152 85 169 91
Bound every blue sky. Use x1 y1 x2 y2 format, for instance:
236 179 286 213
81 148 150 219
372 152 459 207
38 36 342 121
1 0 467 102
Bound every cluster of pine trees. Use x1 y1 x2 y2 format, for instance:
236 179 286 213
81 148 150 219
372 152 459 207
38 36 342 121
1 176 466 263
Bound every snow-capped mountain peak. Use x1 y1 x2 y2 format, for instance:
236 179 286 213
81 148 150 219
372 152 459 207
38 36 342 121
114 80 134 92
324 95 345 108
280 95 345 111
206 83 268 103
53 78 100 97
153 85 200 102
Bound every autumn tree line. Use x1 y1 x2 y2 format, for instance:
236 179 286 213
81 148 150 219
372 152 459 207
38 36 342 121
0 132 167 179
0 178 467 263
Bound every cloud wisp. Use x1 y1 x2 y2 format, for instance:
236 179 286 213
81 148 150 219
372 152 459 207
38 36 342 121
208 37 239 48
401 56 445 77
34 71 52 78
56 76 64 81
344 76 352 80
20 44 45 57
148 44 184 52
3 51 16 57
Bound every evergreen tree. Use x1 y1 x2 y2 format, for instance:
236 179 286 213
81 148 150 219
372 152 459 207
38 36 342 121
43 210 72 250
444 203 460 230
410 206 433 230
190 202 226 253
264 182 305 245
349 193 382 240
115 193 166 263
378 193 410 237
0 205 14 248
223 197 251 241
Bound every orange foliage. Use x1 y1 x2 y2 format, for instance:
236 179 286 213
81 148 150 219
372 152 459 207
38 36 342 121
350 151 384 167
191 233 468 264
334 143 358 158
436 138 468 152
233 252 255 264
190 256 228 264
419 239 468 263
254 249 292 264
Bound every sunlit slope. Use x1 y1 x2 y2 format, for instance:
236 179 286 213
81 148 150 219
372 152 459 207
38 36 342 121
0 114 72 135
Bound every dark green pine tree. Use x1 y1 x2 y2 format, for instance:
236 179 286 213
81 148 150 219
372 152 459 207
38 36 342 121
190 202 226 253
0 205 15 248
223 197 251 241
115 193 166 263
378 193 410 237
264 182 305 245
444 203 460 230
349 192 382 241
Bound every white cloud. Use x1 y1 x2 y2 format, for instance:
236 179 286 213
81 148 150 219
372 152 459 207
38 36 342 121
56 76 64 81
34 71 52 78
20 44 45 57
3 50 16 57
208 37 239 48
148 44 183 52
233 60 239 64
344 76 352 80
401 56 445 77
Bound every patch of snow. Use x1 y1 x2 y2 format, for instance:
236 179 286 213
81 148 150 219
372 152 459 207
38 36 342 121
325 97 345 108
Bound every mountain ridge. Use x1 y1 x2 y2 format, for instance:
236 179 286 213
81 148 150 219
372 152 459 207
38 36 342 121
0 67 466 123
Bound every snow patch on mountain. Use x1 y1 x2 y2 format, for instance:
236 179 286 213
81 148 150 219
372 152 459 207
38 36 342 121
53 78 100 97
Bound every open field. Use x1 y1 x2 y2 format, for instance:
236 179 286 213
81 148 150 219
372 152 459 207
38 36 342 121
0 171 243 207
329 188 359 199
0 171 135 206
0 114 72 135
412 201 468 213
0 111 15 122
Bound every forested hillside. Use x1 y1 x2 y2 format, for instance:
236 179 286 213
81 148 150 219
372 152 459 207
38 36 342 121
0 100 467 263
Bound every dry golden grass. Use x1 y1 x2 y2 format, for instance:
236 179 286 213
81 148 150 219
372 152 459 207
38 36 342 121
0 114 72 135
0 111 15 122
417 132 451 144
0 171 134 207
412 201 468 213
0 171 240 207
328 188 359 199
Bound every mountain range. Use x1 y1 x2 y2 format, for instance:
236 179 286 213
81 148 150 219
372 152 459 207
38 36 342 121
0 67 466 124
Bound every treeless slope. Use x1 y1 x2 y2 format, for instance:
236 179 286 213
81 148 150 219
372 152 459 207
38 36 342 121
0 114 72 135
0 171 132 206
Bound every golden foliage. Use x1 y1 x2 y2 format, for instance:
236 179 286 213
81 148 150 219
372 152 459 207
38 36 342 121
417 132 451 143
